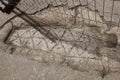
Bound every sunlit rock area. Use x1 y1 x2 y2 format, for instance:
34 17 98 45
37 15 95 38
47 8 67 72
0 0 120 80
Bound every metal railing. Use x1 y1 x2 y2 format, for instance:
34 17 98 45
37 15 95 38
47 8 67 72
0 0 120 59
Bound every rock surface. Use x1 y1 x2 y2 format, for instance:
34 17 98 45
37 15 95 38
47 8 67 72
1 51 120 80
0 0 120 80
4 9 120 73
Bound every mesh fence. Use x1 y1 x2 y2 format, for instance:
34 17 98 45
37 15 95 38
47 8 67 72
0 0 120 62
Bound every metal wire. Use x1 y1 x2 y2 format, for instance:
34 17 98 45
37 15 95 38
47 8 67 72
0 0 120 59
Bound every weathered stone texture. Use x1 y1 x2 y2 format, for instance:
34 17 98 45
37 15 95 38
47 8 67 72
0 0 120 75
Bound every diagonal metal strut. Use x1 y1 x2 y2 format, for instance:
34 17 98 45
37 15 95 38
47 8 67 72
0 0 58 42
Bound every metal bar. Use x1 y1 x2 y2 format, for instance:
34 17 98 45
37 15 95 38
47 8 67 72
0 0 58 42
0 0 21 14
